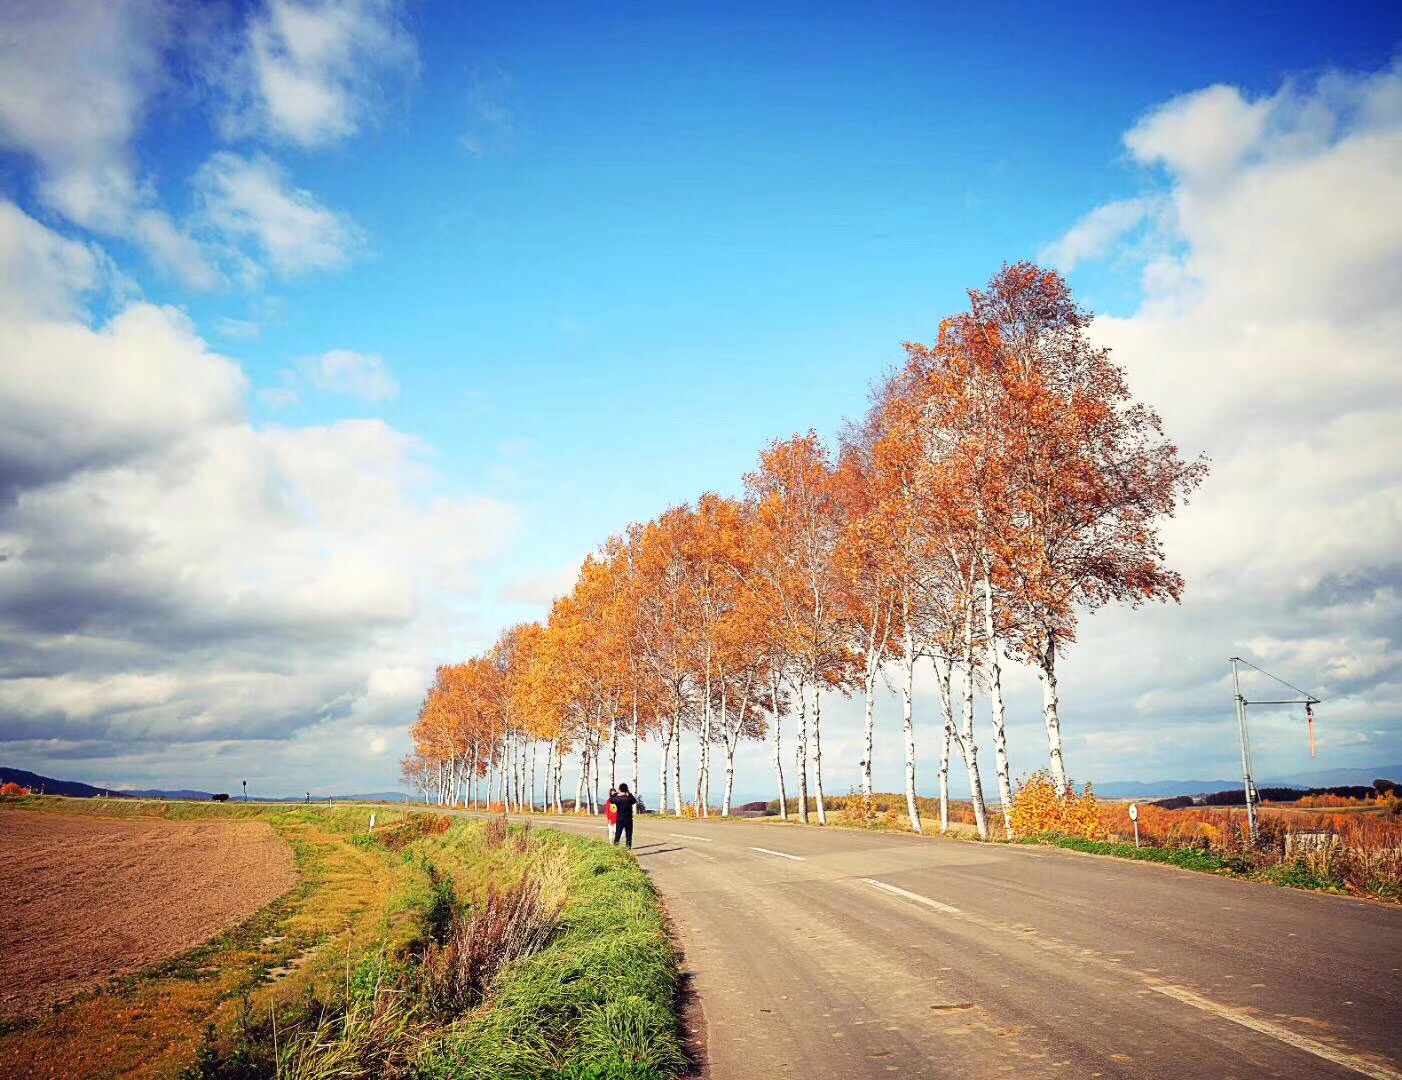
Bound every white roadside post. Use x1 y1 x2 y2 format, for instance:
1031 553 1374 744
1129 802 1140 848
369 812 376 833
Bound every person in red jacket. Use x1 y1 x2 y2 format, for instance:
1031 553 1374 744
608 783 638 849
605 786 618 837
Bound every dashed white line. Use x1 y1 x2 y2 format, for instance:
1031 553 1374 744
862 878 961 914
750 846 806 861
1149 983 1402 1080
669 833 714 842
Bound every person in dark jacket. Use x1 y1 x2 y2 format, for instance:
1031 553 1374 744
608 783 638 848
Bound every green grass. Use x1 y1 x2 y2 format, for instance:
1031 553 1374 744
1016 834 1230 872
1013 832 1366 898
416 829 686 1080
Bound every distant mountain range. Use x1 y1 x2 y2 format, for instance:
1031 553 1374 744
1091 765 1402 799
0 766 413 803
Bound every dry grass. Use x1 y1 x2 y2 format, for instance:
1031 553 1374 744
420 873 564 1016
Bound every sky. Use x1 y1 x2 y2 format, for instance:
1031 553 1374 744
1 1 1400 801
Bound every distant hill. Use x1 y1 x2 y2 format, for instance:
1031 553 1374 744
1093 765 1402 799
1264 765 1402 788
1092 778 1241 798
123 787 215 800
0 766 133 798
1 766 414 804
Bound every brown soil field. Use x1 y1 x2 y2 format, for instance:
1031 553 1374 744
0 809 296 1020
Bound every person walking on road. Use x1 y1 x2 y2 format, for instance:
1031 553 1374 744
605 786 618 839
609 783 638 849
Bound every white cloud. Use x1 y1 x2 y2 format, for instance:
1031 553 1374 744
1038 196 1157 273
224 0 418 148
0 201 106 321
1124 83 1270 184
0 201 519 783
0 0 219 287
497 565 578 607
1034 61 1402 781
299 349 399 401
196 151 365 277
459 62 515 158
213 316 262 339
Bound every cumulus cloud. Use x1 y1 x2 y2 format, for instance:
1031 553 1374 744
0 202 518 785
0 0 219 287
1034 61 1402 780
222 0 418 148
195 151 365 278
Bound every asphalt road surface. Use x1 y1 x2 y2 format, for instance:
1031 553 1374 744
516 811 1401 1079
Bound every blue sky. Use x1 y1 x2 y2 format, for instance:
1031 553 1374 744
1 1 1400 798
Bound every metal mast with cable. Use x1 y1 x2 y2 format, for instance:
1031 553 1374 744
1229 656 1322 844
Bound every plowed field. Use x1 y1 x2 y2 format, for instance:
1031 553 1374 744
0 809 296 1019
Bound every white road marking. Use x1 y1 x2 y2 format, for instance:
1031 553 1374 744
669 833 714 842
863 878 961 915
750 846 806 861
1150 983 1402 1080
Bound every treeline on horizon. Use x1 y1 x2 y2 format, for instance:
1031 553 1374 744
403 263 1208 839
1151 779 1401 809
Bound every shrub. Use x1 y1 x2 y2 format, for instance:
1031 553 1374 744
1010 771 1107 841
0 781 28 797
483 815 509 849
420 873 563 1018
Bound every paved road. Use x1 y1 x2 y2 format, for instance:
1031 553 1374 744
513 811 1402 1079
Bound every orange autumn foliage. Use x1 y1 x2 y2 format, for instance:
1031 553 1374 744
1010 770 1108 840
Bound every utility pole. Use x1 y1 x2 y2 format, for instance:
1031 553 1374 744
1230 658 1258 844
1229 656 1322 847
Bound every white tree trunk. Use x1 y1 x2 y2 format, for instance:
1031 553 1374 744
861 668 877 799
812 681 827 826
1039 632 1071 796
631 692 641 796
671 710 684 816
659 724 670 814
697 655 712 816
935 655 953 834
723 737 737 815
575 748 587 814
771 672 788 821
901 633 922 834
959 601 991 838
982 569 1014 838
795 676 810 824
608 715 619 791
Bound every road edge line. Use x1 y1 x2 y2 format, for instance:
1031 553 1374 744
862 878 961 914
1150 983 1402 1080
750 846 805 861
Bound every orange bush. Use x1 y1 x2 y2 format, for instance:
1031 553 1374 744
1010 771 1107 841
0 781 28 797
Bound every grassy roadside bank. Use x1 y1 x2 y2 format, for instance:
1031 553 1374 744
1012 833 1401 900
0 798 687 1079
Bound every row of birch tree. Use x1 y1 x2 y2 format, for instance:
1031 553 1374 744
402 264 1207 837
